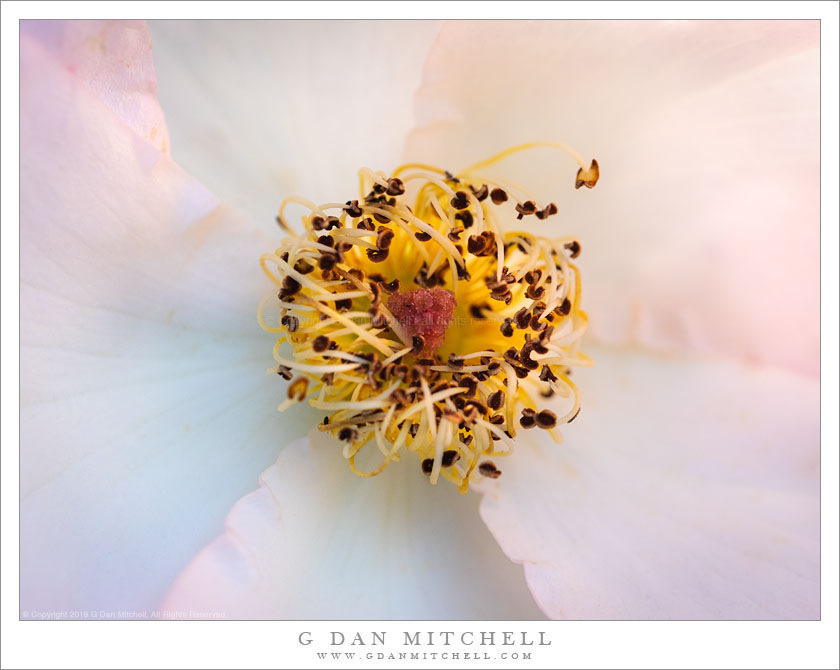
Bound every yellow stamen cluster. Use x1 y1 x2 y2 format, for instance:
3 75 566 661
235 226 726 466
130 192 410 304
259 143 598 492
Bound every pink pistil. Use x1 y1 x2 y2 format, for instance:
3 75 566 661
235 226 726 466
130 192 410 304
387 288 456 350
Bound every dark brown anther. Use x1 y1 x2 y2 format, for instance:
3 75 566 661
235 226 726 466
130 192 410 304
450 191 470 210
514 307 531 329
343 200 363 218
276 365 293 380
411 336 425 355
459 375 478 397
487 360 502 375
539 365 558 383
547 203 558 215
467 234 487 255
381 278 400 294
441 450 460 467
489 413 505 425
317 235 334 248
283 275 301 294
565 240 581 259
567 407 581 423
478 461 502 478
469 304 487 320
369 281 382 307
455 210 474 228
376 228 395 249
490 188 508 204
335 298 352 312
373 212 390 224
574 159 599 189
409 423 420 438
370 310 388 328
287 376 309 401
318 253 337 271
389 388 409 407
519 408 537 429
421 458 434 475
313 335 330 353
526 284 546 300
530 314 544 331
280 314 299 332
386 177 405 196
524 269 543 285
470 183 489 201
487 390 505 411
555 297 572 316
294 259 314 275
393 364 409 380
311 215 326 231
500 318 515 337
448 353 465 369
447 228 464 242
366 248 389 263
357 217 376 231
519 348 539 371
414 231 432 242
338 427 359 442
513 365 529 379
325 216 341 230
535 410 557 429
444 170 460 183
515 201 537 218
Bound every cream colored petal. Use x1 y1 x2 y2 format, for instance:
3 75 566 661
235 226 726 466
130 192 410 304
22 20 171 153
20 25 317 614
475 345 819 619
406 20 819 375
163 430 545 619
148 20 442 228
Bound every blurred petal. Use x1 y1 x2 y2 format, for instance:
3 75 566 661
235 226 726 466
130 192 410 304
21 20 170 154
164 430 545 619
148 20 442 229
406 20 819 375
475 345 819 619
20 25 319 614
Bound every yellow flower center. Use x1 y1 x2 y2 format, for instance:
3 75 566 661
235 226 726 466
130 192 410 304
259 143 598 492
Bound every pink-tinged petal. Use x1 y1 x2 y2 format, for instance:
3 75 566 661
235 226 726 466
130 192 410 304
163 430 544 619
20 28 313 615
22 20 170 153
406 21 819 375
147 20 442 227
475 345 819 619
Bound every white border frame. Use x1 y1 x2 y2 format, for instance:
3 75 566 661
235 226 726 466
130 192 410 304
2 2 838 669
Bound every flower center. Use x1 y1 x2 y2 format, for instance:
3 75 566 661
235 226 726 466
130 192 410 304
387 288 456 351
259 142 598 491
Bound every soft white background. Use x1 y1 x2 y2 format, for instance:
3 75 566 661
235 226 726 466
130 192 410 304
2 2 838 670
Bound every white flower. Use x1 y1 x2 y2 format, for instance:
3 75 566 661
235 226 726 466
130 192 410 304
20 19 818 620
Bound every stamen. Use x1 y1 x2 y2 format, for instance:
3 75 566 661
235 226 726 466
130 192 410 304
259 143 597 491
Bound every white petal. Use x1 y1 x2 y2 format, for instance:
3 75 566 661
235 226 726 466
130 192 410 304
164 430 545 619
22 20 171 154
20 25 315 614
148 20 442 228
475 345 819 619
406 21 819 375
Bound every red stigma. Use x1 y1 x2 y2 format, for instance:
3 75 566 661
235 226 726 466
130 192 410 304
387 288 456 350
